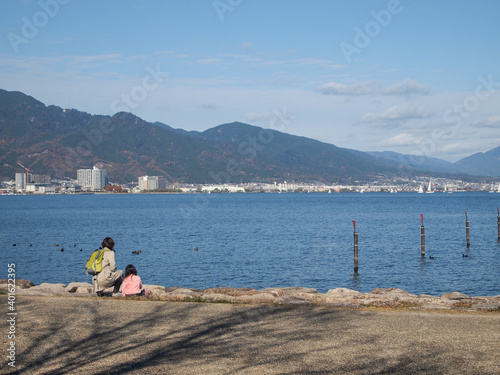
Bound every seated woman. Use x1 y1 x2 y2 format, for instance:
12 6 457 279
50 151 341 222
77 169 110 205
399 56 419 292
121 264 146 296
96 237 123 296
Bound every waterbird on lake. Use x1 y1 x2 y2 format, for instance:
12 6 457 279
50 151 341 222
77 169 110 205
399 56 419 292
132 250 142 254
194 247 199 251
80 248 83 251
429 256 435 259
13 244 16 246
29 244 33 247
61 247 64 252
462 254 469 257
54 244 59 247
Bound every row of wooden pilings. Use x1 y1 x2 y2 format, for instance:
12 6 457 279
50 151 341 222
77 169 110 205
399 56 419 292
352 209 500 273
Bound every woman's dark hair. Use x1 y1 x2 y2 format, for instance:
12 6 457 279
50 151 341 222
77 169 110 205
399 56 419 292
101 237 115 250
125 264 137 278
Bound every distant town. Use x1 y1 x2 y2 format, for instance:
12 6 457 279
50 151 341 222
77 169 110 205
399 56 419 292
1 165 500 195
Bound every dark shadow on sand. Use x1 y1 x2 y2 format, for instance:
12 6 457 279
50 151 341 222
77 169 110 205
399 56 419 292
7 296 481 374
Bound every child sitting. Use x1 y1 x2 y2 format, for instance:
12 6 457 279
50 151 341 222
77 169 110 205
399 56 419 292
121 264 146 296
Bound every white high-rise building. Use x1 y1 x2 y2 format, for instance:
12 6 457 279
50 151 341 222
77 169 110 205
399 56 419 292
138 176 166 191
15 173 26 191
92 166 108 190
77 166 108 191
77 169 92 190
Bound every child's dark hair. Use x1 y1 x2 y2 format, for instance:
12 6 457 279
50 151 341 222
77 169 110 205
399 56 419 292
125 264 137 278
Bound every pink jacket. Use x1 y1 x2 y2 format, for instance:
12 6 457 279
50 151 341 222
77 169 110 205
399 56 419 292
121 274 143 296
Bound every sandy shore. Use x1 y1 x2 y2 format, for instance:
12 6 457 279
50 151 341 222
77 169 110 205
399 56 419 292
2 295 500 374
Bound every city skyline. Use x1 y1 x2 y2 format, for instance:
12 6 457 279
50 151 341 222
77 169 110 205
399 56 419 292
1 0 500 162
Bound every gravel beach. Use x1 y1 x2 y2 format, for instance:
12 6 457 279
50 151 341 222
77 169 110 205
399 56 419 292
2 295 500 374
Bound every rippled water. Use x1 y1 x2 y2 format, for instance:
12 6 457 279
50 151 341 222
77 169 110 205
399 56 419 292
1 192 499 296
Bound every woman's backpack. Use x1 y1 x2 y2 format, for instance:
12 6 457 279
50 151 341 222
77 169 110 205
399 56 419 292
86 248 109 275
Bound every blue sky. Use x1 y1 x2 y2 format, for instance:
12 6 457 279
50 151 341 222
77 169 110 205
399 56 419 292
1 0 500 161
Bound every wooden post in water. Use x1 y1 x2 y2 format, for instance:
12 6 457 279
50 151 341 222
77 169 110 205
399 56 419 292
353 220 358 273
420 214 425 257
497 208 500 241
465 210 470 248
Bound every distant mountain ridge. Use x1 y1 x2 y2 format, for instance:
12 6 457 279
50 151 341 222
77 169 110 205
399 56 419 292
367 151 457 174
368 149 500 177
453 147 500 177
0 88 497 182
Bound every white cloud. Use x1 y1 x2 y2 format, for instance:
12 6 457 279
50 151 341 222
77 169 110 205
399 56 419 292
197 58 225 65
316 80 376 96
316 79 430 97
440 142 484 156
382 133 422 146
199 102 217 110
241 42 253 51
68 53 123 63
246 111 276 122
358 105 433 125
245 107 296 124
295 58 346 69
470 115 500 128
381 79 430 96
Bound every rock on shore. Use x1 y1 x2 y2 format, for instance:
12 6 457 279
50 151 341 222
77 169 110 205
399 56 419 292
1 279 499 311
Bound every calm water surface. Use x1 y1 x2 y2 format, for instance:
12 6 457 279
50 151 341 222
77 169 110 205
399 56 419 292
1 192 499 296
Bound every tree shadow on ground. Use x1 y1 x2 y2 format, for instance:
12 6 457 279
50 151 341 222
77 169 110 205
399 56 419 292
7 296 484 374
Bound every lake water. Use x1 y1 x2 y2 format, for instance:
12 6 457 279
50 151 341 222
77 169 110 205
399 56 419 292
1 192 499 296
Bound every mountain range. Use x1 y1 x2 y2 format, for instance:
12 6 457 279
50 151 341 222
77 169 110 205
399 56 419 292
0 89 498 183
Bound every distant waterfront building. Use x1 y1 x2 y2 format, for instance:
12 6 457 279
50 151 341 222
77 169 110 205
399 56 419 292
138 176 167 191
31 174 51 184
278 181 296 192
92 166 108 190
77 166 108 191
25 183 55 194
199 184 245 193
15 173 26 191
77 169 92 190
